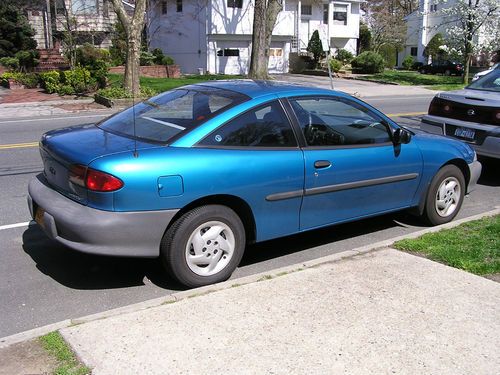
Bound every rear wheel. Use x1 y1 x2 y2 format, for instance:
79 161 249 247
422 165 465 226
161 205 245 288
444 69 451 76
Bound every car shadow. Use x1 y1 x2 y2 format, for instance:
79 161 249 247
240 211 425 267
478 157 500 187
22 224 187 291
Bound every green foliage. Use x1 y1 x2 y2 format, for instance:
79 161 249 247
335 49 354 64
96 85 158 98
75 43 111 67
39 331 91 375
109 22 127 66
307 30 325 67
151 48 164 64
39 71 61 94
359 23 372 53
0 71 38 88
140 51 156 66
424 33 446 60
0 56 18 70
351 51 385 73
15 49 39 71
329 58 342 73
161 55 175 66
289 53 306 74
402 55 414 70
61 67 93 94
378 44 397 68
0 4 37 57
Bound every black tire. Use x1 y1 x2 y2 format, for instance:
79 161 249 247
160 205 245 288
444 69 451 76
422 165 465 226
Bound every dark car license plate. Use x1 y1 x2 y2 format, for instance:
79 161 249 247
454 127 475 140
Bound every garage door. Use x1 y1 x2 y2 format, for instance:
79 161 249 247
268 41 286 74
216 41 249 75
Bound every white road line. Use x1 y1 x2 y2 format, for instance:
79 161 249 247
0 222 30 231
0 114 110 124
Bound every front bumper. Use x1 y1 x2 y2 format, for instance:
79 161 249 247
421 115 500 159
28 174 179 257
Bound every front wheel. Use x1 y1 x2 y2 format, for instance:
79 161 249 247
161 205 245 288
422 165 465 226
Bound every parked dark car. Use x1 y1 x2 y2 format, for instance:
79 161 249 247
28 80 481 288
421 68 500 159
419 60 464 76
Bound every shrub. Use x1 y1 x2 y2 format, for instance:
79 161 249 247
329 59 342 73
0 72 39 88
39 71 61 93
289 53 306 74
15 50 39 71
151 48 165 64
140 51 156 66
307 30 325 68
61 67 94 94
412 61 424 71
0 57 20 70
351 51 385 73
96 86 158 99
75 43 111 67
402 55 414 70
161 55 175 66
56 85 75 96
335 49 354 65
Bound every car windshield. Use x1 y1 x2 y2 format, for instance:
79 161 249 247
98 86 249 143
467 69 500 92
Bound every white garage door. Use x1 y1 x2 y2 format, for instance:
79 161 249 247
268 41 286 74
216 41 249 75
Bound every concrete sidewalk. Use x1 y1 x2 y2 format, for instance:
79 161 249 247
61 248 499 375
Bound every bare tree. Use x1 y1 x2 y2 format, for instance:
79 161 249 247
248 0 282 79
435 0 500 83
110 0 147 95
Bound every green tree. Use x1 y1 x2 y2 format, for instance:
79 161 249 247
424 33 446 62
307 30 325 68
358 23 372 53
0 4 37 57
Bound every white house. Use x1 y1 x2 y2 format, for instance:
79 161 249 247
148 0 362 74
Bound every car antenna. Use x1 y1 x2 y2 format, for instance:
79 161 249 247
131 64 138 158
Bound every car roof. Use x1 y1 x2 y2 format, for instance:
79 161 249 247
190 79 340 99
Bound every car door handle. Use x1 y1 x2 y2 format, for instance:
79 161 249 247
314 160 331 169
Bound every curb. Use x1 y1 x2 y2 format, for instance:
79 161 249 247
1 207 499 348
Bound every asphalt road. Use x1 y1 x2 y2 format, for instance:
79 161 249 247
1 100 498 338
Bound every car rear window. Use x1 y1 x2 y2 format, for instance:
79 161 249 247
467 69 500 92
97 86 249 143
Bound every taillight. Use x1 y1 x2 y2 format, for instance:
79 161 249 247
69 165 123 192
86 169 124 192
493 110 500 125
428 97 441 115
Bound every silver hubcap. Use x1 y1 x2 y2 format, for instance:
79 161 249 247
435 177 461 217
185 221 235 276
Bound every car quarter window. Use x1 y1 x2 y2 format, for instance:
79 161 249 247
289 97 391 146
198 101 297 147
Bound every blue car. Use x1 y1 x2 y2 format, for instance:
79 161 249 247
28 80 482 287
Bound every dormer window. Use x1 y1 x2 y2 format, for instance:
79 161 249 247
227 0 243 8
333 4 347 25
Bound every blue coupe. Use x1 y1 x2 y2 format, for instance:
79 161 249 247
28 80 481 287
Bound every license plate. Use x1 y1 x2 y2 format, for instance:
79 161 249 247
35 207 45 229
454 127 475 140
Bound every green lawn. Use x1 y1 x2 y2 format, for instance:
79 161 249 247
394 215 500 276
362 70 468 91
107 73 243 93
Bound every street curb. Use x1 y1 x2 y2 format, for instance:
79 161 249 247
1 207 499 348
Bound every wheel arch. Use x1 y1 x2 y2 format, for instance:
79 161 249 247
166 194 257 245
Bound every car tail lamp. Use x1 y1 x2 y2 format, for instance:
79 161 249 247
428 97 441 115
69 165 124 192
493 110 500 125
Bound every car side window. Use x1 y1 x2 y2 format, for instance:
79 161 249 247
289 97 391 146
199 101 297 147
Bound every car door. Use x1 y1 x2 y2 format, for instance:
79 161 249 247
287 96 423 230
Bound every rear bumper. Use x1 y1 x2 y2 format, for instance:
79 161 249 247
421 115 500 159
28 174 178 257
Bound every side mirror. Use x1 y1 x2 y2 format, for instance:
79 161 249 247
392 128 412 145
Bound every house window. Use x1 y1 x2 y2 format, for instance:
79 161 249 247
323 4 329 24
430 4 438 12
161 1 167 14
269 48 283 57
333 4 348 25
176 0 182 12
227 0 242 8
410 47 418 56
217 49 240 57
301 4 312 16
55 0 66 15
71 0 97 14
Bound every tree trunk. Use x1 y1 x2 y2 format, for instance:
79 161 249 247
248 0 283 79
124 30 142 97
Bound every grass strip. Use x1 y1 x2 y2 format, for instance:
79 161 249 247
394 215 500 275
39 331 91 375
361 70 467 91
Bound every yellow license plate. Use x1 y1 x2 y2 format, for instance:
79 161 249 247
35 208 45 229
